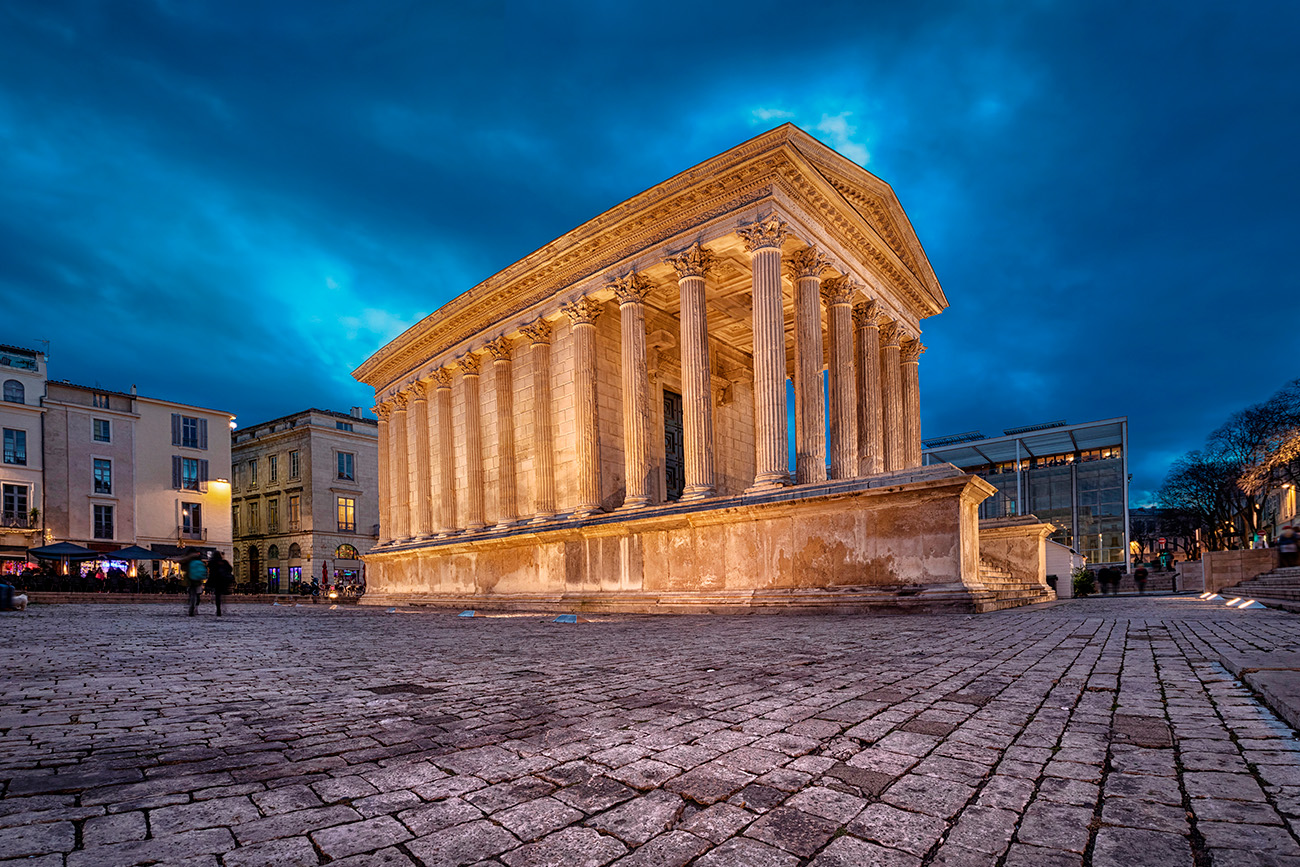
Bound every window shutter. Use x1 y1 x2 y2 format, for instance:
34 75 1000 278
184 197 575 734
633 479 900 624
199 459 209 492
199 418 209 450
171 413 181 446
172 455 182 489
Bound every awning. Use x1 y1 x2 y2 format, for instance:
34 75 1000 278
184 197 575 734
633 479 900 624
103 545 164 561
27 542 98 560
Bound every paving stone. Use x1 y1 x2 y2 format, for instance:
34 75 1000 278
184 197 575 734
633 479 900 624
326 846 415 866
497 796 586 841
677 802 755 842
252 784 323 815
847 801 948 856
807 835 921 866
66 826 235 867
943 804 1018 855
1091 827 1194 867
611 829 710 866
1100 796 1190 833
1015 802 1093 853
0 821 75 859
1198 821 1300 855
501 826 627 866
693 836 800 867
554 775 637 813
880 773 977 819
742 805 837 857
664 763 754 805
81 810 146 846
1002 842 1084 866
587 790 683 845
406 818 520 865
784 784 866 823
150 795 261 835
1185 771 1268 801
311 814 412 859
1103 771 1183 805
221 836 321 867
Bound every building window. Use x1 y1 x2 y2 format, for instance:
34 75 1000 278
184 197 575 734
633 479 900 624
3 428 26 465
171 413 208 450
232 504 240 536
288 494 301 531
268 454 278 483
93 418 111 442
181 502 202 538
289 450 300 479
336 543 359 559
337 452 355 481
268 498 280 533
249 458 258 487
2 484 29 527
172 456 209 491
2 380 23 403
93 504 114 539
249 501 260 533
93 392 109 408
93 458 112 494
337 497 355 532
337 421 353 431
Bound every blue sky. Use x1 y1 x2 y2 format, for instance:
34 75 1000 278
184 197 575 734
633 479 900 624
1 0 1296 504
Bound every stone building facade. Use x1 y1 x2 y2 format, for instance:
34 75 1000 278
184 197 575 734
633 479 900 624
354 125 1054 612
0 344 47 574
231 408 379 592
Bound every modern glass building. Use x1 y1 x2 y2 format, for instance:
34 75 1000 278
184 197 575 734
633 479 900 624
922 417 1130 568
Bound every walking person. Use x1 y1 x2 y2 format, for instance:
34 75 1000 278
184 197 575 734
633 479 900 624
1134 565 1148 595
1277 527 1299 568
180 551 208 616
208 550 232 616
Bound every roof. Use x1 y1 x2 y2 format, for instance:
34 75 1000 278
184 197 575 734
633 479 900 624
44 380 234 418
923 417 1128 468
0 344 42 357
354 123 947 394
236 407 378 434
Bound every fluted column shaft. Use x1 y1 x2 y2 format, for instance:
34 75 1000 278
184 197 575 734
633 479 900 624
486 339 518 526
390 396 410 540
460 356 486 530
790 248 829 485
433 370 459 534
565 298 604 515
667 244 716 499
901 339 925 468
880 322 905 472
823 278 857 480
409 385 433 537
376 405 391 542
612 276 652 509
523 320 556 520
853 302 885 475
739 217 791 489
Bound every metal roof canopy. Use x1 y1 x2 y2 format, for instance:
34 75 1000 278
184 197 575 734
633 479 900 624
923 417 1127 469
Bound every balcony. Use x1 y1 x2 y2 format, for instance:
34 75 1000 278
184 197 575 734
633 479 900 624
178 526 207 541
1 513 36 531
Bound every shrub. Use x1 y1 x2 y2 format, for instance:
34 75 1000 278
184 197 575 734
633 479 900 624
1072 566 1096 597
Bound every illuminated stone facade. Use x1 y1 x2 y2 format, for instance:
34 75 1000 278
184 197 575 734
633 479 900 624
354 124 1053 612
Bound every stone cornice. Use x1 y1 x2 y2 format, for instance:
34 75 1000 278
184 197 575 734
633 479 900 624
355 124 947 394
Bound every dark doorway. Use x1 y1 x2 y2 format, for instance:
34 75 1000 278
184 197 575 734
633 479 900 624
664 390 685 501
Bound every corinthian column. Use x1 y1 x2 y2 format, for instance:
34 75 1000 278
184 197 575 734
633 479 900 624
460 353 486 530
390 392 411 540
789 246 829 485
521 319 556 521
853 300 885 475
611 274 652 509
901 338 925 468
375 403 392 542
737 215 791 490
666 243 717 499
485 337 518 526
879 321 905 472
564 297 604 516
432 368 459 535
821 276 858 480
408 382 433 538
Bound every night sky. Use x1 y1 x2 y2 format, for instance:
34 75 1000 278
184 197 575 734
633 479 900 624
2 1 1296 505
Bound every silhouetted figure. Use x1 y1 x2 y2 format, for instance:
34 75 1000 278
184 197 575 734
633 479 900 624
208 551 233 616
180 551 207 616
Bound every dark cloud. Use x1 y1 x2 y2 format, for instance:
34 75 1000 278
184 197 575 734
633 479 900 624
1 0 1296 503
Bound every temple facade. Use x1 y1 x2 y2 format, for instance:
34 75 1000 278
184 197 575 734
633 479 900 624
353 125 1054 612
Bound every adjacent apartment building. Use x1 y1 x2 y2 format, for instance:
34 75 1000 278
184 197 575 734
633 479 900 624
231 408 378 592
1 344 47 574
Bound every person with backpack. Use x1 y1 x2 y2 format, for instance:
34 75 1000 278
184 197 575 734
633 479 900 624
180 551 208 616
207 551 233 616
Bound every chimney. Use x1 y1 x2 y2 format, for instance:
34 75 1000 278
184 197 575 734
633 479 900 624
351 406 363 418
130 384 137 395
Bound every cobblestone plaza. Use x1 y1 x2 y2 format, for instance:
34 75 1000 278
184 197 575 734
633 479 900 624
4 599 1300 866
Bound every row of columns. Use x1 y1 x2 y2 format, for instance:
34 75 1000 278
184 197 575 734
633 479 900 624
376 217 924 542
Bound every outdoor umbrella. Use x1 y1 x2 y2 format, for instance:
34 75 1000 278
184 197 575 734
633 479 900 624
26 542 97 559
103 545 161 561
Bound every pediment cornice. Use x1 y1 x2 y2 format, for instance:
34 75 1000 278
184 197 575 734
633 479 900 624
355 124 947 392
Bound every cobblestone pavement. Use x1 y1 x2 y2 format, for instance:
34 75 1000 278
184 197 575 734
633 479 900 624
4 597 1300 866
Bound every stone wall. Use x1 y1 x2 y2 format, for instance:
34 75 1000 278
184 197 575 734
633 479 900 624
1204 549 1278 594
978 516 1055 590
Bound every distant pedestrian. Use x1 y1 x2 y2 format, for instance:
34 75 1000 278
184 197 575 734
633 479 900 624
208 551 233 616
1098 566 1113 595
1278 527 1299 568
1134 566 1148 594
180 551 208 616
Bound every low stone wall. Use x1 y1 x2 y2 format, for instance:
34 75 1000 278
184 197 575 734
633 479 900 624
362 466 1052 614
978 516 1055 591
1204 549 1278 594
1176 561 1204 593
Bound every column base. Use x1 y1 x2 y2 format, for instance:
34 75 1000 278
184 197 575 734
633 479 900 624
435 529 463 539
571 506 605 519
466 523 487 533
617 497 651 511
681 485 715 501
529 513 555 525
746 474 791 493
493 518 521 530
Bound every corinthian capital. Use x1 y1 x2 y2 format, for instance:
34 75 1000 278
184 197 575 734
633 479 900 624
820 274 858 306
664 243 717 279
900 339 926 364
736 215 789 252
432 367 453 389
610 273 653 305
374 403 392 421
392 391 409 409
484 336 512 361
562 297 603 326
787 247 830 280
852 299 885 329
879 321 902 348
520 318 552 345
408 381 428 401
459 352 482 376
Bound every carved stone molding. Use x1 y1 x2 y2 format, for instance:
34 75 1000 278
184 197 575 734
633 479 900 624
821 275 858 306
520 318 552 345
563 297 603 326
787 246 830 280
408 381 428 401
664 243 717 279
392 391 409 409
459 352 482 376
879 321 902 348
432 367 454 389
901 339 926 364
484 336 512 361
610 273 653 305
737 214 790 252
852 300 885 329
375 403 392 420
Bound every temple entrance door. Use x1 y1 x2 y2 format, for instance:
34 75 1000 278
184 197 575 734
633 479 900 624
664 389 685 501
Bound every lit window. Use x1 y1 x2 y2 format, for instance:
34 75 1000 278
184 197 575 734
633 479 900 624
337 497 355 532
337 452 354 481
181 503 202 537
249 459 258 486
94 458 112 494
93 504 114 539
3 428 26 465
249 502 260 532
232 504 240 536
93 418 111 442
288 494 301 530
93 393 109 408
182 458 199 490
3 484 29 526
268 498 279 532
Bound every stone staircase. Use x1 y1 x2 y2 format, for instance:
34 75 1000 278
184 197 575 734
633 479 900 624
973 559 1056 612
1224 566 1300 603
